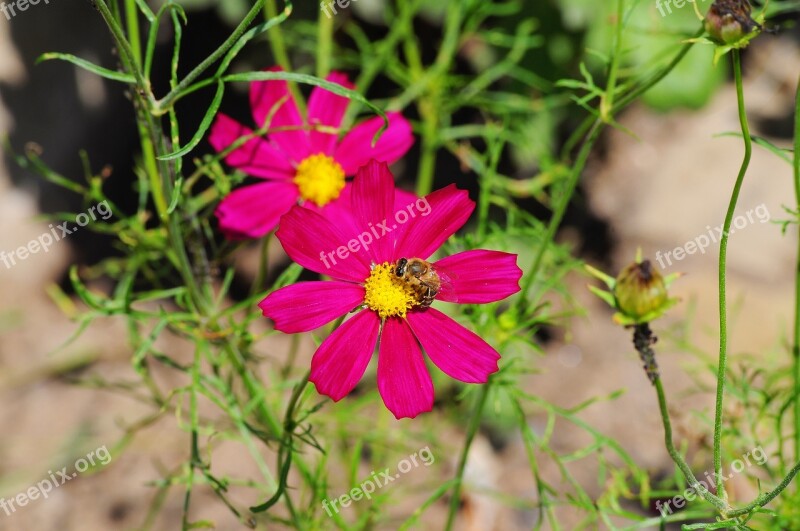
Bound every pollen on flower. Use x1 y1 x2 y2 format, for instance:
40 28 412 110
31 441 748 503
363 262 418 319
293 153 346 207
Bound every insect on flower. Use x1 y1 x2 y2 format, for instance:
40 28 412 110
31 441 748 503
259 160 522 419
209 67 414 239
394 257 455 308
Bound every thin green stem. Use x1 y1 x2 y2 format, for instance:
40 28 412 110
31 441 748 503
411 0 462 196
517 121 602 307
316 3 334 78
93 0 150 93
726 460 800 517
263 0 304 111
349 0 422 115
415 112 439 196
560 26 702 161
522 31 701 307
155 0 270 113
444 382 491 531
264 0 293 72
713 49 751 502
653 346 800 522
125 0 142 64
792 72 800 469
600 0 625 121
122 0 167 220
654 378 728 512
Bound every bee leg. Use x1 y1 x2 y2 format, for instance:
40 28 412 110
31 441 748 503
421 286 434 308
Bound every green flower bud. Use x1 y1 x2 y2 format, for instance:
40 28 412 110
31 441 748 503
498 309 518 331
705 0 760 45
613 260 668 320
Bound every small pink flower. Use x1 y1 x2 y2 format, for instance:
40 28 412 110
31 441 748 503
259 161 522 419
210 67 415 239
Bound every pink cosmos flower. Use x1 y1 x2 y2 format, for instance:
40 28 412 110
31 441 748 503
209 67 415 239
259 160 523 419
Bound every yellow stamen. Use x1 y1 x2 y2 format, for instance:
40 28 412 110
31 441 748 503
293 153 346 207
364 262 417 319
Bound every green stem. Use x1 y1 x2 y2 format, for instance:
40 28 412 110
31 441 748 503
561 26 702 161
249 371 311 518
655 352 800 521
124 0 142 64
415 111 439 196
263 0 304 112
93 0 150 94
713 49 751 502
444 382 491 531
792 72 800 470
523 29 702 307
600 0 625 120
411 0 462 196
726 460 800 517
316 2 334 79
264 0 293 72
517 121 602 306
655 378 728 512
155 0 270 113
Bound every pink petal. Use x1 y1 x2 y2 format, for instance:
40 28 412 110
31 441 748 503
334 112 415 175
350 160 395 262
393 187 420 212
250 66 311 163
310 309 380 401
433 250 522 304
276 204 371 282
215 181 298 240
316 182 422 264
259 281 365 334
308 71 354 155
308 183 363 240
378 318 434 419
209 114 295 180
393 185 474 260
407 308 500 383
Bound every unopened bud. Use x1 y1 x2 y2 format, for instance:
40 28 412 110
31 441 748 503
614 260 668 320
705 0 761 45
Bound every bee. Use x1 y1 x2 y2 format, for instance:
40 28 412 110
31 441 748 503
395 257 441 308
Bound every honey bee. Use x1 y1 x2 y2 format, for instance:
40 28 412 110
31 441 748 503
395 257 441 308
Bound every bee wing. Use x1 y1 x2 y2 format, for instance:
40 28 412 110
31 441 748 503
433 264 460 303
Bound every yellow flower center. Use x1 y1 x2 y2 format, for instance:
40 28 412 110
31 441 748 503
293 153 346 207
363 262 418 319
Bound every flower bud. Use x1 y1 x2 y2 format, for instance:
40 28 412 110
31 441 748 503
705 0 760 45
613 260 668 320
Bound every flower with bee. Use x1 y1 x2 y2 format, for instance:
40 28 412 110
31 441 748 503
260 160 522 419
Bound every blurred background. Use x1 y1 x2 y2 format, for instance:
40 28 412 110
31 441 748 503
1 0 799 529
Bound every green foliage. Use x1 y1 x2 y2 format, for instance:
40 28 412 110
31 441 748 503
13 0 800 529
